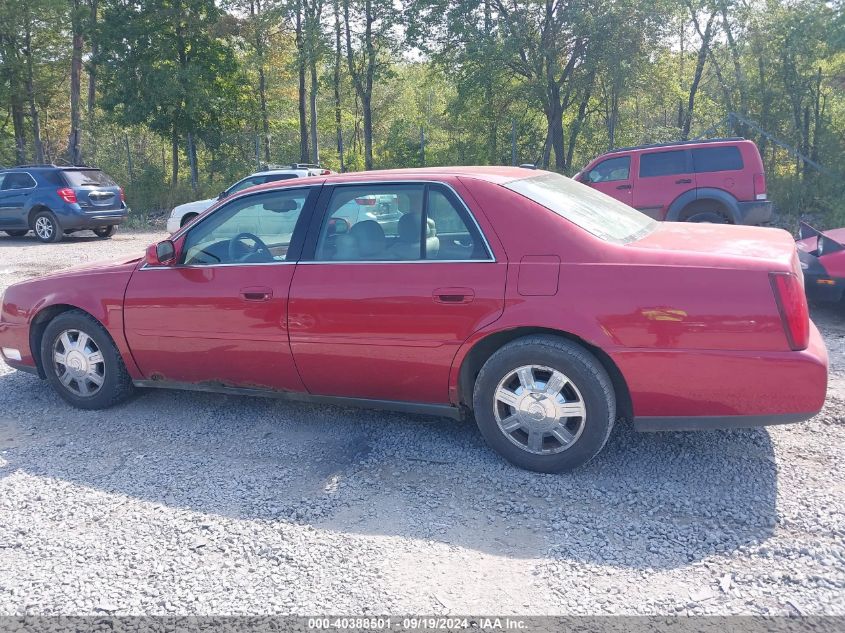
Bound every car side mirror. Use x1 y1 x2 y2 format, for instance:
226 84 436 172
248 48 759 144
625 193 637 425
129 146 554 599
146 240 177 266
587 170 601 183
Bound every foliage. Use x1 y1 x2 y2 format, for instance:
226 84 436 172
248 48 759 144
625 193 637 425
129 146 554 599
0 0 843 225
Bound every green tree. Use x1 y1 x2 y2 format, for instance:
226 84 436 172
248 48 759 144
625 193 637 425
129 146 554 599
96 0 243 188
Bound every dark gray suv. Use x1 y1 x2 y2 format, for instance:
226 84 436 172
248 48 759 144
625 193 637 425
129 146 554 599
0 165 128 243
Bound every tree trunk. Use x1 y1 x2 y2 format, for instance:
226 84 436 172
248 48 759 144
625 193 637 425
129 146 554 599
251 0 270 163
187 132 198 194
362 0 374 169
68 0 84 164
309 54 319 164
333 0 344 171
681 10 716 140
88 0 100 115
296 4 309 164
171 125 179 186
362 93 373 171
484 0 496 164
23 7 44 164
566 73 594 171
11 88 27 165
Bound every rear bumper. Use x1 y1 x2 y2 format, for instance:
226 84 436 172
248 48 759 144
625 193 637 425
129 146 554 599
612 321 828 426
56 205 129 230
736 199 773 225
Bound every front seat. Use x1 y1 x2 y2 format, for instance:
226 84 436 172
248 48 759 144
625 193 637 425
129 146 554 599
390 213 440 260
348 219 386 260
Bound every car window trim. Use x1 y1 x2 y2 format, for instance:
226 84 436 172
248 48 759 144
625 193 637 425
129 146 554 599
142 184 322 270
0 171 37 191
300 180 496 264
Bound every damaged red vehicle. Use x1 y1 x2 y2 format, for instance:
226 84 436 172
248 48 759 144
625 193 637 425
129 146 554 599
0 167 829 472
796 221 845 303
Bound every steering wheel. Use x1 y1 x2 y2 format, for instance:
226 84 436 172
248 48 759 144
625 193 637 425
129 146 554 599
228 232 272 263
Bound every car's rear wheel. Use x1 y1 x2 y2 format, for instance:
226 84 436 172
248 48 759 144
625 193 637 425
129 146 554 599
4 230 28 237
180 213 198 228
472 336 615 473
32 211 62 243
685 211 729 223
40 310 135 410
93 225 117 238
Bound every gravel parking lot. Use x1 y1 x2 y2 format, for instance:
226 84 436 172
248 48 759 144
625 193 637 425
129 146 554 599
0 229 843 616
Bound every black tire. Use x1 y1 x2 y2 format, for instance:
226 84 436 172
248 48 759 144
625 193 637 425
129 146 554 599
180 213 198 228
40 310 135 410
32 210 62 243
4 230 28 237
472 335 615 473
93 225 117 238
685 211 729 223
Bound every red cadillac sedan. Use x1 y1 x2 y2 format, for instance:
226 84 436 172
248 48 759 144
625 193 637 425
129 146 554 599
0 167 828 472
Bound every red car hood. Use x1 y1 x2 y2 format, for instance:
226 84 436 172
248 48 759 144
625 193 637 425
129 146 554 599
42 256 142 279
629 222 797 272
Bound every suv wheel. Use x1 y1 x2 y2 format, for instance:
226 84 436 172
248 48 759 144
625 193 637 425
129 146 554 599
472 336 615 473
40 310 135 410
32 211 62 243
93 226 117 238
181 213 198 228
685 211 728 223
4 230 28 237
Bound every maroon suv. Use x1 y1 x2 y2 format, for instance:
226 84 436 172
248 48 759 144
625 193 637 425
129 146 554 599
574 138 772 224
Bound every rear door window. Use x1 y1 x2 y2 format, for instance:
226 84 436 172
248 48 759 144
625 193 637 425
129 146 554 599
639 150 691 178
692 146 744 172
0 172 36 190
62 170 117 187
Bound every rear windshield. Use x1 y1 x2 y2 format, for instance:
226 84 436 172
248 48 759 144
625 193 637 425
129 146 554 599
62 169 117 187
504 172 656 244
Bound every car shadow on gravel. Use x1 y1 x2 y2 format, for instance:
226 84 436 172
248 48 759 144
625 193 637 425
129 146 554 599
0 367 777 570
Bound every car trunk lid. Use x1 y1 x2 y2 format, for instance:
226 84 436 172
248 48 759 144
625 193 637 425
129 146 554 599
61 168 123 211
629 222 798 273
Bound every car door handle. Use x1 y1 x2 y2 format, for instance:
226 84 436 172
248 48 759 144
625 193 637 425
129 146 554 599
433 287 475 304
675 178 693 184
240 286 273 302
615 184 632 190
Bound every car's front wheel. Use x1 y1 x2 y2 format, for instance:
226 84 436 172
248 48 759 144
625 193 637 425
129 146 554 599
180 213 198 228
40 310 135 409
32 211 62 243
93 225 117 238
472 336 615 473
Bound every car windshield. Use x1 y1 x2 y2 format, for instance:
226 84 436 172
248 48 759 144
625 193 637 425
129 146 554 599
62 169 117 187
504 172 656 244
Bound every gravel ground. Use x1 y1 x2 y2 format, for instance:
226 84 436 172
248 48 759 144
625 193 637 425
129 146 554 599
0 229 843 616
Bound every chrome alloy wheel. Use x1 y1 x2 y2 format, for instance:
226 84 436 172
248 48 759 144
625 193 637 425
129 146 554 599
35 216 54 240
52 329 106 397
493 365 586 455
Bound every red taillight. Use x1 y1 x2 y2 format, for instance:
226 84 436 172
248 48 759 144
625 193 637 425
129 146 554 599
355 197 376 205
119 187 126 203
770 272 809 350
57 188 77 204
320 169 332 175
754 173 766 200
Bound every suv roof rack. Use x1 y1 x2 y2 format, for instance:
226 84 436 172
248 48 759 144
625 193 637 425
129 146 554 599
603 137 745 156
